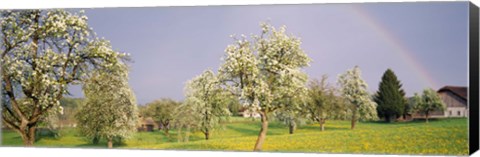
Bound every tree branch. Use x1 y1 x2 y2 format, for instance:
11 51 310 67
2 115 21 131
2 103 20 122
2 73 26 121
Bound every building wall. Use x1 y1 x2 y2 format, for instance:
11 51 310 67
412 110 445 118
240 110 261 118
438 91 467 117
410 90 468 119
444 107 468 117
438 92 467 108
137 117 159 132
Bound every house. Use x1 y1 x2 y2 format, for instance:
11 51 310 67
437 86 468 117
410 86 468 119
137 116 158 132
58 119 77 128
238 107 261 118
397 112 413 122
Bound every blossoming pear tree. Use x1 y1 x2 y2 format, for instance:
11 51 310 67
412 88 446 123
184 70 231 140
218 23 311 151
337 66 378 130
75 63 138 149
143 98 179 136
304 75 346 131
172 101 201 143
273 92 307 134
1 10 129 146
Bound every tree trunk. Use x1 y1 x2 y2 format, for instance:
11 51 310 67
107 138 113 149
425 112 429 123
28 125 36 145
204 130 210 140
19 129 34 146
185 125 190 142
2 97 40 147
164 129 169 136
24 137 34 146
253 111 268 151
386 115 393 123
92 135 99 144
20 133 34 146
17 123 37 146
351 109 357 130
351 119 356 130
177 127 182 143
288 123 294 134
319 119 325 131
163 121 170 136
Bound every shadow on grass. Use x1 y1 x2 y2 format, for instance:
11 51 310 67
74 143 104 148
268 123 290 129
168 130 206 142
158 131 180 142
34 128 61 142
364 118 441 125
74 140 127 148
299 125 350 131
186 135 205 142
226 125 282 136
162 143 229 151
6 136 23 140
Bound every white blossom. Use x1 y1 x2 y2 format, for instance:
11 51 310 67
1 9 132 145
337 66 378 121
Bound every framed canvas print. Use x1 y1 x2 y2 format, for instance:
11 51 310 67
1 0 479 157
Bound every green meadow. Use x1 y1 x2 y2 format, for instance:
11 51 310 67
1 117 468 156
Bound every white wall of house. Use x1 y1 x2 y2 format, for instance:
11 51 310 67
240 110 261 118
444 107 468 117
438 90 468 118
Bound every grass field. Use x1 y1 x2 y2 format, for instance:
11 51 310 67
1 117 468 155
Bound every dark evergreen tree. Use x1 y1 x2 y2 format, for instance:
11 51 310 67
374 69 407 122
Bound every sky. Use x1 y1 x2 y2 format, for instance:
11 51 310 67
68 2 469 105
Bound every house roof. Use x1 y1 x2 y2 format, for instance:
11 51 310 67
141 117 156 125
437 86 467 101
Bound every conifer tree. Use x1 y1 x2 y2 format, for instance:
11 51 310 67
374 69 407 122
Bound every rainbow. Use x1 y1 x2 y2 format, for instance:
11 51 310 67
349 5 439 89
